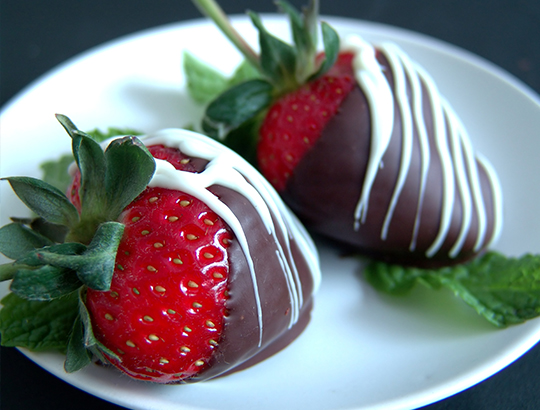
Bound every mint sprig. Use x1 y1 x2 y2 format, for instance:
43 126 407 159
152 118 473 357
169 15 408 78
0 291 79 352
365 251 540 327
0 114 154 372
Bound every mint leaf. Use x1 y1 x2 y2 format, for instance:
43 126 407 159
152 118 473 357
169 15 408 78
228 60 261 86
442 253 540 327
0 291 78 351
86 127 142 143
183 51 229 104
365 252 540 327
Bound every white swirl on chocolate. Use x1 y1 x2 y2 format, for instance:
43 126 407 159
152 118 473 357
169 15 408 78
139 129 320 346
343 35 503 259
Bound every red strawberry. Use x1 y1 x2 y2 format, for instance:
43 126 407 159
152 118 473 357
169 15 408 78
0 115 319 383
86 186 232 382
66 146 231 382
193 0 503 267
257 52 356 191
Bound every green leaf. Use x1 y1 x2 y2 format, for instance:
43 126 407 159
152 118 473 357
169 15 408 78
0 263 19 282
16 223 123 292
76 132 108 218
2 177 80 228
16 242 88 267
103 136 156 221
442 253 540 327
64 313 92 372
0 291 79 351
365 252 540 327
75 222 124 291
276 0 318 82
249 11 298 90
365 261 428 295
28 218 70 243
217 114 264 166
202 79 273 140
309 21 340 81
56 114 108 220
77 288 120 363
86 127 142 143
40 154 74 193
11 265 82 301
0 223 54 259
183 50 229 104
228 59 261 86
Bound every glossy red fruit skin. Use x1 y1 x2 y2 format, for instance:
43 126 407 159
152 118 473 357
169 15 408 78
70 145 233 383
257 52 356 191
86 186 233 383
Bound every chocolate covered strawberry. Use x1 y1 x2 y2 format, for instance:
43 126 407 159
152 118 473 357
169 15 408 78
0 115 320 383
190 0 503 267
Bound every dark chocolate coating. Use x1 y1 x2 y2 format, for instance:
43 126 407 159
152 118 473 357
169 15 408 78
187 184 315 382
282 55 497 268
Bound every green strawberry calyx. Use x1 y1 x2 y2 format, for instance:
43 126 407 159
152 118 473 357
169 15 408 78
190 0 339 160
0 114 155 372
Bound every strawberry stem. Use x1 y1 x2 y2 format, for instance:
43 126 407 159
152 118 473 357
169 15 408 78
191 0 261 70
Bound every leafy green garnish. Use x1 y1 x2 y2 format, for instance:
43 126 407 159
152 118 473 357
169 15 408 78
0 291 79 352
365 251 540 327
41 154 75 192
183 51 261 105
86 126 142 143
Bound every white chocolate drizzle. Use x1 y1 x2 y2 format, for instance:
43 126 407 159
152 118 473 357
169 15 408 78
342 35 503 258
137 129 320 347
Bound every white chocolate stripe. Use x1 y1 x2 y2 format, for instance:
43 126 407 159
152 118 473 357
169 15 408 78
380 43 414 241
446 106 473 257
347 36 395 229
136 130 319 346
476 153 504 249
343 35 503 259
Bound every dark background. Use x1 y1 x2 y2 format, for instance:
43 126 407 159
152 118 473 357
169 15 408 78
1 0 540 409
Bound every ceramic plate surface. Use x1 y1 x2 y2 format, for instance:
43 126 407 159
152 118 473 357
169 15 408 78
2 15 540 410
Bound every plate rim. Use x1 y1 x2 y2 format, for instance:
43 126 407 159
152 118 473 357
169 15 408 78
2 14 540 410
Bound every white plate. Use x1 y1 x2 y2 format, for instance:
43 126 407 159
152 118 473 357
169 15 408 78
2 15 540 410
